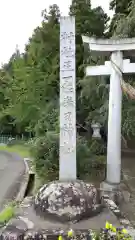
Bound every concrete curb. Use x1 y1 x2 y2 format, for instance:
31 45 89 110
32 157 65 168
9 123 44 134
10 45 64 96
15 157 31 202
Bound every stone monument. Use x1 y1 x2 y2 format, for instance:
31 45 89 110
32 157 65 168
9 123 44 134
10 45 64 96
34 17 102 222
82 36 135 192
59 16 76 180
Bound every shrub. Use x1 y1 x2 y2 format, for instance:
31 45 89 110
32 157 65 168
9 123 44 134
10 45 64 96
77 137 106 179
31 131 59 183
89 139 106 155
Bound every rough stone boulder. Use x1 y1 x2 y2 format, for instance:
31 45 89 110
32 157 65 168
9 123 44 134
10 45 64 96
34 180 102 222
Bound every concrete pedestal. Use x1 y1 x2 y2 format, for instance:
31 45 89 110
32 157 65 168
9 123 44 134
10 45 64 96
100 181 123 205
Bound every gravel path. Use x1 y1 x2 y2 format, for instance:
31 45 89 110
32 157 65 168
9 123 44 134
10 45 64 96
0 151 25 210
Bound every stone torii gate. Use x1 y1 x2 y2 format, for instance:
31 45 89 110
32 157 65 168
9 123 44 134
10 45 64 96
82 37 135 190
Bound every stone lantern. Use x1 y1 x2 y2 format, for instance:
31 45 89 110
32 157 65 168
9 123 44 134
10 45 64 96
91 122 101 139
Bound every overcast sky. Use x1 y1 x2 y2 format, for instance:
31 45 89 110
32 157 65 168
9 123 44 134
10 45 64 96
0 0 113 65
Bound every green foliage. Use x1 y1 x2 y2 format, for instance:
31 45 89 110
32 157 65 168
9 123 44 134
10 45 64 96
89 139 106 155
109 0 132 35
0 144 30 158
77 137 106 179
110 0 132 14
69 0 109 37
31 132 59 182
110 0 135 137
0 202 16 225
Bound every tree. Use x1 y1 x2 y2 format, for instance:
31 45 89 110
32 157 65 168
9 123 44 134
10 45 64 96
110 0 132 14
4 4 60 135
109 0 132 35
69 0 109 133
69 0 108 37
109 0 135 138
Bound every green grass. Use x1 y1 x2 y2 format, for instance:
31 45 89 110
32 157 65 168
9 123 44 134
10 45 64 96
0 144 30 158
0 203 16 225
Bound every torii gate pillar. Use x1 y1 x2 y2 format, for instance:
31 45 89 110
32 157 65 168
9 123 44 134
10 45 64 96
82 37 135 191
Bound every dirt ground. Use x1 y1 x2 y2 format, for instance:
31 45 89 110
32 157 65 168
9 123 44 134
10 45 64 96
120 156 135 227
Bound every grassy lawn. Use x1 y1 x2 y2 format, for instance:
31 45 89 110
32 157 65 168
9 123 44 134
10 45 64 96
0 144 30 158
0 202 16 225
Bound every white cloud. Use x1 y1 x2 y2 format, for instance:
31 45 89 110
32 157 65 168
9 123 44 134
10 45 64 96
0 0 112 65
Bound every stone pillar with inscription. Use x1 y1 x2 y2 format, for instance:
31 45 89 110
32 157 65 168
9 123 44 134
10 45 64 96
33 17 101 222
59 16 76 180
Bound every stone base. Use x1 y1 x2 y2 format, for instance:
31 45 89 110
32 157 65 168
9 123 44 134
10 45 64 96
34 180 103 222
100 181 123 205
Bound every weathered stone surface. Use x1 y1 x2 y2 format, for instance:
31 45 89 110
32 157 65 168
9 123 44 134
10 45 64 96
34 180 102 222
6 217 28 231
0 224 25 240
